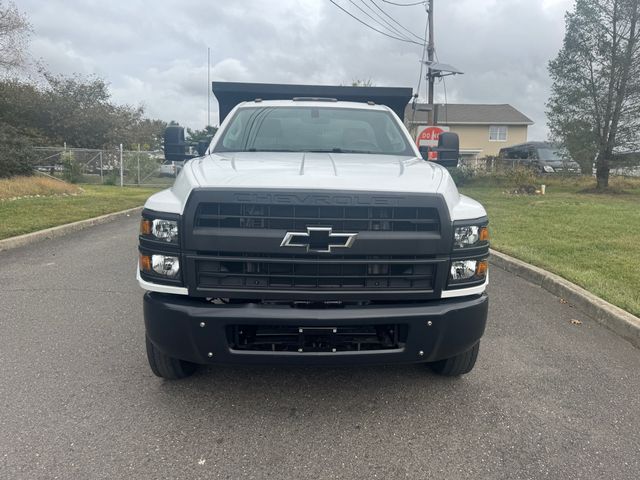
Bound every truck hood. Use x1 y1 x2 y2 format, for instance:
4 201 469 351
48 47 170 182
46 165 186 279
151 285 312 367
186 152 445 194
148 152 485 221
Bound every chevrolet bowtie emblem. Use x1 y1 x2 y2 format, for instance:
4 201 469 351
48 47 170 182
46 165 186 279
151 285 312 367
280 227 358 253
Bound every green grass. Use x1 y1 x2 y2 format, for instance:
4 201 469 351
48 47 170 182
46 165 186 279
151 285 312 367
0 184 160 240
460 179 640 317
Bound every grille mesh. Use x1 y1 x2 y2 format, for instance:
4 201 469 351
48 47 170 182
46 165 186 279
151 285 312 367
196 255 435 291
195 203 440 232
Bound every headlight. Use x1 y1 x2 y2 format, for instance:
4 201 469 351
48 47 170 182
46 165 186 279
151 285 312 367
454 225 489 248
449 259 488 285
140 218 179 243
543 165 555 173
140 254 180 278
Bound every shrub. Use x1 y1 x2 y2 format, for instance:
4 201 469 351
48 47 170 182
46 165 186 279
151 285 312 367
61 151 83 183
0 123 37 178
502 165 538 188
448 166 476 186
103 169 119 185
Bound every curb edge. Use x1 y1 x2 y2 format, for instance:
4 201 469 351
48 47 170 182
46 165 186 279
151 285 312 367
0 206 143 252
490 249 640 349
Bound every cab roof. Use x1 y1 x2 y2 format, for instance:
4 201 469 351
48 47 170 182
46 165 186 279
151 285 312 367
212 81 413 121
235 98 392 112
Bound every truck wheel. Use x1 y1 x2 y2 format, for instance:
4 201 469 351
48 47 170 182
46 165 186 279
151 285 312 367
430 342 480 376
145 335 198 380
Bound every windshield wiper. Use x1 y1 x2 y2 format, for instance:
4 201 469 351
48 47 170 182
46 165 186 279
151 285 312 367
305 148 375 154
240 148 378 154
246 148 298 152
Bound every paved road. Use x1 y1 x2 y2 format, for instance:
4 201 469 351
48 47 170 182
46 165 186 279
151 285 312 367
1 216 639 480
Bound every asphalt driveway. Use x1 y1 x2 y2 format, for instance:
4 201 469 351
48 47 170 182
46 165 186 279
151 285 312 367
1 216 638 479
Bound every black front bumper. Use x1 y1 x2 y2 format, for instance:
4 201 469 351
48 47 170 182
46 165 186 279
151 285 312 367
144 292 488 366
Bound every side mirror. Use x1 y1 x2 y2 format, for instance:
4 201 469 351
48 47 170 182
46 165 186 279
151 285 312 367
418 132 460 168
195 136 213 157
163 126 190 162
433 132 459 168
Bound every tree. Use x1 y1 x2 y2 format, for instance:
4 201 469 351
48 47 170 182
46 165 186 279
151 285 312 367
0 122 36 177
128 118 167 151
0 73 169 156
547 0 640 189
350 78 374 87
0 1 30 70
559 119 599 174
41 73 119 148
186 125 218 144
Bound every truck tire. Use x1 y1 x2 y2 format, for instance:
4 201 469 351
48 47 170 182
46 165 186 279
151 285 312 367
145 335 198 380
430 342 479 376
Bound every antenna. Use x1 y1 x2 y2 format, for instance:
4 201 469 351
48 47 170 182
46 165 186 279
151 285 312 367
207 47 211 127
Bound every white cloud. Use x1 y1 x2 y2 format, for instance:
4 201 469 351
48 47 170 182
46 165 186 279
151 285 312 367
20 0 572 139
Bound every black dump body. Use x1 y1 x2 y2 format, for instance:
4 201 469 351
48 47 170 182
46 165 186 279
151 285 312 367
212 81 413 122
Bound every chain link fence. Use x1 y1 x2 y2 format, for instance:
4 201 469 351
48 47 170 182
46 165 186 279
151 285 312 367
32 146 177 186
457 155 640 177
29 146 640 184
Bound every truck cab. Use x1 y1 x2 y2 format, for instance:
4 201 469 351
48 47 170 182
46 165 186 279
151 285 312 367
138 84 489 380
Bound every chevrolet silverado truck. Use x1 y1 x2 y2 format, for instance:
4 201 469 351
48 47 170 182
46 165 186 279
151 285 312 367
138 83 489 380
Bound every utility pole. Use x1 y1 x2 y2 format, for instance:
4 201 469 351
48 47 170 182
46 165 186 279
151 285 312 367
207 47 211 127
427 0 435 125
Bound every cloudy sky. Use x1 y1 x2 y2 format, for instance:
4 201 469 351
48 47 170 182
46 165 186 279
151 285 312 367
20 0 571 139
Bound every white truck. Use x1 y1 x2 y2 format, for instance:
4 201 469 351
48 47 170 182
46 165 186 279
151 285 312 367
138 83 489 379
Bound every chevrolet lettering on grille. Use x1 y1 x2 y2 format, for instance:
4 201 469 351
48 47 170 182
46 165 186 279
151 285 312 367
280 227 358 253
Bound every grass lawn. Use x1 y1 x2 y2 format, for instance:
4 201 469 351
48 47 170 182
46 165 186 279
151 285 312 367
0 183 160 240
0 175 82 198
460 177 640 317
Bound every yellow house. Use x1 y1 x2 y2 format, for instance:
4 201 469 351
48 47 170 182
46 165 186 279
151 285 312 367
405 103 534 159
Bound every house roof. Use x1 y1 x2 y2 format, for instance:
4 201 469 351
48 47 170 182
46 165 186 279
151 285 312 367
405 103 534 125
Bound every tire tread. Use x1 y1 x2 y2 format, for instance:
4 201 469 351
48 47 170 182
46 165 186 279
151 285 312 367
145 335 197 380
430 342 480 376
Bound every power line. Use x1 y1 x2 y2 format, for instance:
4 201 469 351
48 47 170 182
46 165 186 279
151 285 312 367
348 0 416 43
358 0 418 43
329 0 425 46
412 14 429 124
415 14 429 99
381 0 426 6
369 0 425 42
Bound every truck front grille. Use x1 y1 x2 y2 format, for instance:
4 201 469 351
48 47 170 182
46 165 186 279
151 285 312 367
194 254 436 292
182 189 452 300
195 203 440 232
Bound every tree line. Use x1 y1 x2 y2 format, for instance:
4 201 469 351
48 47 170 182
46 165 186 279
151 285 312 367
0 73 169 177
0 1 169 177
0 73 167 150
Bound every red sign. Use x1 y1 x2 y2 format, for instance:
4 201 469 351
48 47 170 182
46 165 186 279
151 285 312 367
416 126 447 147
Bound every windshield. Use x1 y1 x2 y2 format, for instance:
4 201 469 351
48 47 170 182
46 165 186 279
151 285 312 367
213 106 415 156
538 147 563 161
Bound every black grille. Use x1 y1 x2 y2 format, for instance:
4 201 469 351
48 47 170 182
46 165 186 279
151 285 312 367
182 190 452 299
228 324 406 352
195 203 440 232
195 255 436 291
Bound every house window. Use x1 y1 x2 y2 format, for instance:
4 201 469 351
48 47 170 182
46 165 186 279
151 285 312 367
489 125 508 142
